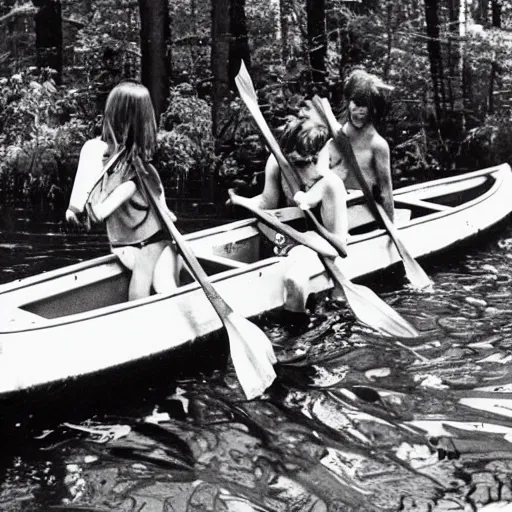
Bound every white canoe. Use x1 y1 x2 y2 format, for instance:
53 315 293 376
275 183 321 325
1 163 511 397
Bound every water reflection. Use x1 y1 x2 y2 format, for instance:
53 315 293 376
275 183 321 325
2 206 512 510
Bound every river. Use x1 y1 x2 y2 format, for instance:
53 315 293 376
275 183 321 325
2 205 512 511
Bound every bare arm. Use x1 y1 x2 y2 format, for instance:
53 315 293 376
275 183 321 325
373 137 394 222
68 138 108 213
294 172 347 244
248 154 281 209
321 174 348 242
293 151 328 211
90 180 137 222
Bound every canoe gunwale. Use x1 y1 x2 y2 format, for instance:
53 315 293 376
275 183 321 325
346 165 506 245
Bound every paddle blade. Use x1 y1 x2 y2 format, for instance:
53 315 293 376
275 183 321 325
374 203 433 290
325 257 419 338
225 312 277 400
235 62 292 176
400 246 432 290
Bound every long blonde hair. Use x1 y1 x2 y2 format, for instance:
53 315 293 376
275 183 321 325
102 81 157 162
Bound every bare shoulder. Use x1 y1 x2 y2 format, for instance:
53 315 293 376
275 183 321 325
81 137 108 154
371 132 390 155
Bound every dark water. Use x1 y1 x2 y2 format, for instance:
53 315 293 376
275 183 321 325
2 207 512 511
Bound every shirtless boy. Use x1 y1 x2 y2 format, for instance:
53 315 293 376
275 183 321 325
324 70 395 221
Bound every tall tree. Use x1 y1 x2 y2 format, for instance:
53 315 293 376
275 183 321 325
138 0 171 120
211 0 231 141
446 0 461 112
424 0 446 122
473 0 490 26
229 0 250 88
32 0 62 84
491 0 501 28
279 0 291 64
306 0 326 85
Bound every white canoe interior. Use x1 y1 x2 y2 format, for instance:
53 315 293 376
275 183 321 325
0 164 510 394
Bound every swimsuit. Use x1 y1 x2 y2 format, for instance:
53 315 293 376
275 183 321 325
110 229 167 249
87 157 166 248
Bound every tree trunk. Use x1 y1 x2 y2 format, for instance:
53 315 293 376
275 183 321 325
211 0 231 205
474 0 489 26
423 0 445 123
211 0 231 140
306 0 326 85
447 0 460 113
229 0 250 89
32 0 62 84
138 0 171 120
383 1 393 81
491 0 501 28
488 58 497 114
461 0 470 129
279 0 291 65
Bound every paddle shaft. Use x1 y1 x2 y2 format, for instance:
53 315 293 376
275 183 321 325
311 97 384 221
133 157 233 320
228 190 338 258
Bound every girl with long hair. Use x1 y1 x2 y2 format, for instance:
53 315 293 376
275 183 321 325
66 81 179 300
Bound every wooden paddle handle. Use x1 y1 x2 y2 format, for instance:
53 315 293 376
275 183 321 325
133 157 233 319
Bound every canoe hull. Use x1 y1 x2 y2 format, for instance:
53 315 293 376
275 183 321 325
1 164 511 399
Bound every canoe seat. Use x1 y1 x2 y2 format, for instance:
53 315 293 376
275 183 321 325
395 208 412 225
394 197 450 212
195 251 248 269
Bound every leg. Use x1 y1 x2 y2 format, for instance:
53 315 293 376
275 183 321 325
128 241 167 300
283 245 319 313
111 246 138 271
153 243 181 294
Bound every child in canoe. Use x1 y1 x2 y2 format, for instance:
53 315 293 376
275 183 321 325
245 115 348 324
65 81 180 300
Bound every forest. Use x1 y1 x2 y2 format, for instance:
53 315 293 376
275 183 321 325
0 0 511 215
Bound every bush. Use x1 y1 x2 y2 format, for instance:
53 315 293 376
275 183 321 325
0 69 93 204
156 86 220 201
458 113 512 171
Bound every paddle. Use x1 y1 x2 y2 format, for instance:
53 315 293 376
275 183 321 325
234 62 418 338
228 190 338 258
234 64 347 258
229 192 418 338
132 156 277 400
310 96 432 290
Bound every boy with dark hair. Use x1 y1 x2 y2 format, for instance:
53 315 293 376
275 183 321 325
326 69 395 221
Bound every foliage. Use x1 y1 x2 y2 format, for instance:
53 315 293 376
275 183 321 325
458 113 512 171
156 85 219 199
0 68 92 204
2 0 512 207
